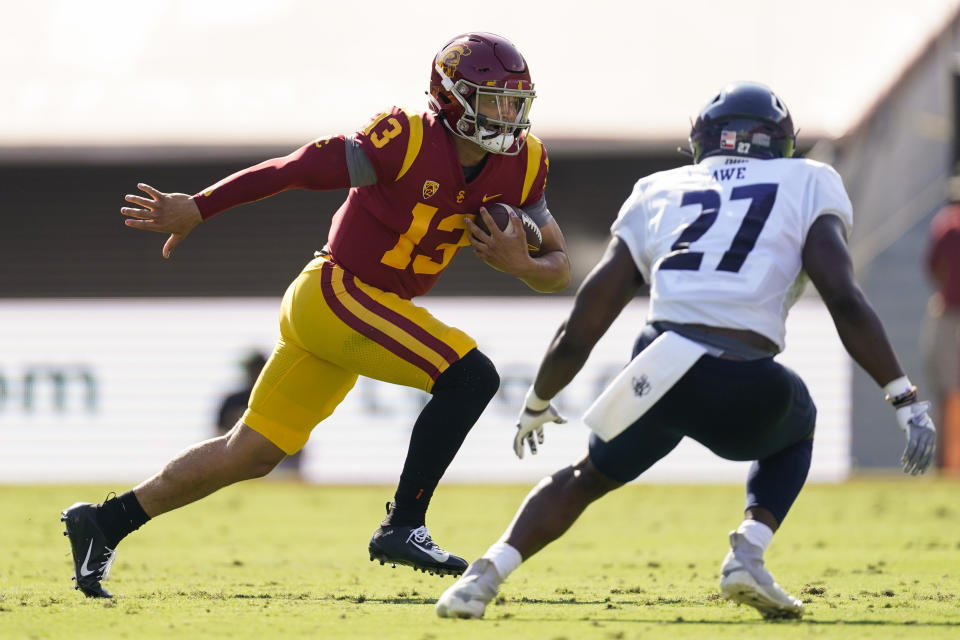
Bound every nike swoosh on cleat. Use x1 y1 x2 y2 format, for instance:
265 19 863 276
80 539 97 577
409 540 450 563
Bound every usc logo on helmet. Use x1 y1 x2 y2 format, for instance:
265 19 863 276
439 44 471 77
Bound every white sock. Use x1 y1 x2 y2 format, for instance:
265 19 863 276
737 520 774 552
481 542 523 580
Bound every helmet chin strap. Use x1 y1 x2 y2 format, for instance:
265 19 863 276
437 63 477 120
436 63 457 92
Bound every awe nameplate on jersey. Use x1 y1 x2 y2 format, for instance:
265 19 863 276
583 331 709 442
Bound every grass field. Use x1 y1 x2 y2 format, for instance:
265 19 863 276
1 479 958 639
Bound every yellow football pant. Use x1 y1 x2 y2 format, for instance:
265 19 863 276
242 256 476 454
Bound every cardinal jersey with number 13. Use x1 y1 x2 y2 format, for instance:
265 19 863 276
327 106 549 299
613 155 853 351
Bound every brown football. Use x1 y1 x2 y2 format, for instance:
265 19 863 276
472 202 543 255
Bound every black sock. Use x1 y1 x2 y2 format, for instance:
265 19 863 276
386 349 499 527
96 490 151 548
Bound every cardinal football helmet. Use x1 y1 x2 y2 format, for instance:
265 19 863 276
428 32 535 155
689 82 796 163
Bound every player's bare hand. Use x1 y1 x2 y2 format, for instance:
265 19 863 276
467 207 531 275
513 403 567 459
121 183 202 259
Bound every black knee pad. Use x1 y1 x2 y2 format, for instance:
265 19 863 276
432 348 500 401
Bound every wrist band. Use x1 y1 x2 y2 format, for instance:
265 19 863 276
884 376 918 409
524 386 551 412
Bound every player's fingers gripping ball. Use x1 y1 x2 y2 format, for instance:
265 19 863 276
471 203 542 255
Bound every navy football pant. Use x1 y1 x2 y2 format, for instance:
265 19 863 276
588 325 816 523
745 437 813 523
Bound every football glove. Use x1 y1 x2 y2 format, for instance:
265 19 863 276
895 401 936 475
513 403 567 459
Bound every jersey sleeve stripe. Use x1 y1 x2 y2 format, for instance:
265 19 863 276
520 135 543 204
395 110 424 182
320 262 444 380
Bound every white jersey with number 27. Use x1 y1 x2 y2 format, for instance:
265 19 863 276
611 156 853 352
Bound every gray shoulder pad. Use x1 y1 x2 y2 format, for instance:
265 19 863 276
523 196 552 227
345 135 377 187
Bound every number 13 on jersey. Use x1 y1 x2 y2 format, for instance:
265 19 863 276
380 203 471 275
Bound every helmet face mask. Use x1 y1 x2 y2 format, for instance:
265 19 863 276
688 82 796 163
456 82 534 154
429 33 536 155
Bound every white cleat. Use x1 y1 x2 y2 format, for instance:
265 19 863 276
435 558 502 619
720 532 804 620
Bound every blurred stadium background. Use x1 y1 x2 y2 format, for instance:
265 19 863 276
2 0 960 484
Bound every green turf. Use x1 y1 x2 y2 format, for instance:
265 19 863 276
1 479 958 639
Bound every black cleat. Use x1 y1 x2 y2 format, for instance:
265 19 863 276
369 523 467 576
61 502 116 598
368 503 467 576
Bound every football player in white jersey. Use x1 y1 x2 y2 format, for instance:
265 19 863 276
437 82 937 620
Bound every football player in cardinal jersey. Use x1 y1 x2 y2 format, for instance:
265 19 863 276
60 32 570 598
437 82 936 620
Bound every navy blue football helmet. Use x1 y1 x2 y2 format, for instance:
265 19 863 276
688 82 795 163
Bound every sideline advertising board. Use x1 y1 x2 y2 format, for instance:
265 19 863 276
0 297 849 484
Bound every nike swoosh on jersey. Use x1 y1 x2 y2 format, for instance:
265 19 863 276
80 539 97 577
482 193 502 203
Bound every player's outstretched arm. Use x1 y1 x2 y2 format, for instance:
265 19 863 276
121 139 354 259
803 214 936 474
514 237 643 457
535 237 642 396
802 215 902 385
122 184 202 259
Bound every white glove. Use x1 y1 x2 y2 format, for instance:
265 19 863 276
513 403 567 459
895 401 936 475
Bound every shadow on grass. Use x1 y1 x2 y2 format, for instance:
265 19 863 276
432 596 960 628
131 591 960 627
331 596 438 605
556 617 960 628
